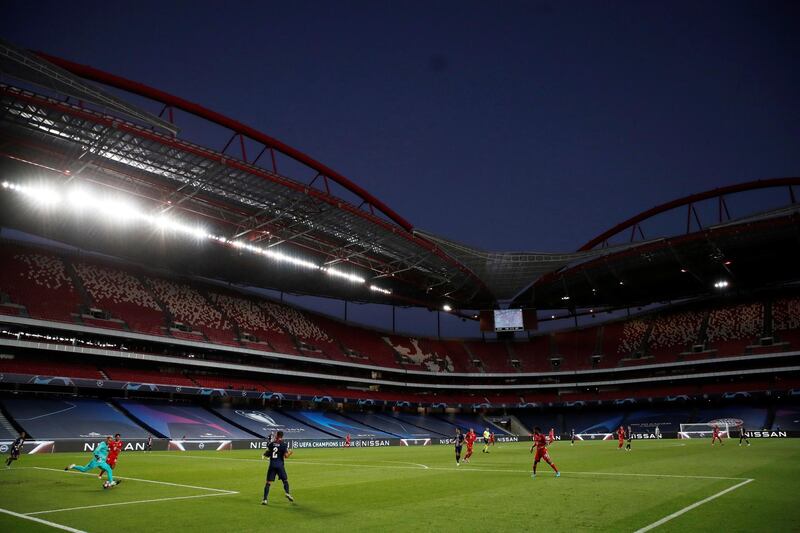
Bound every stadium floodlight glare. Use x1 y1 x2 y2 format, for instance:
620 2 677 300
714 280 729 289
1 180 394 296
561 296 570 300
369 285 391 295
324 267 366 283
442 304 452 312
67 188 95 210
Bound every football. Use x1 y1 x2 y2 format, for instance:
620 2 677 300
102 481 111 489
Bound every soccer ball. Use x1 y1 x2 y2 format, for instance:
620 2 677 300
103 481 112 489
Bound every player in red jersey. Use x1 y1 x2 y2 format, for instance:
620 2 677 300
463 428 477 463
617 426 625 449
547 428 555 445
99 433 123 479
711 424 724 446
489 431 496 446
529 427 559 478
344 434 351 448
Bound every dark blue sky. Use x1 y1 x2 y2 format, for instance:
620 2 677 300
3 1 799 336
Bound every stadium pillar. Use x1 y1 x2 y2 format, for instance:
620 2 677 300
392 305 396 333
437 311 441 338
344 300 348 321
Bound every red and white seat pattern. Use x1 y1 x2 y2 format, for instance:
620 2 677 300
74 262 165 335
260 302 329 342
208 291 300 354
706 303 763 356
773 298 800 332
0 248 79 322
648 311 704 353
382 335 453 372
617 319 648 355
147 278 235 344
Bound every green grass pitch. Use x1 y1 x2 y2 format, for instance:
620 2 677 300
1 439 798 532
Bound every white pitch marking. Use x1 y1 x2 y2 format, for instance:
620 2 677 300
32 467 237 494
378 460 430 470
634 478 754 532
0 507 87 533
149 453 745 480
27 492 234 516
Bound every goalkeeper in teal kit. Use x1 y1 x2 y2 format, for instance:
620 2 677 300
65 436 121 488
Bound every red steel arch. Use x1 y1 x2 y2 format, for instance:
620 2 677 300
36 52 414 233
578 177 800 251
29 52 496 303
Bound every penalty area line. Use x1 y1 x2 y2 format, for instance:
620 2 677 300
31 466 238 494
26 492 235 516
0 507 87 533
634 478 754 532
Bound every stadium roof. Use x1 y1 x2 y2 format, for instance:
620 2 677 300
1 42 798 313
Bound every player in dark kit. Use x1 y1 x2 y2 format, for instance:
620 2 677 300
530 427 559 478
262 431 294 505
738 425 751 447
570 428 575 446
625 425 632 451
454 428 465 466
5 431 26 468
145 435 152 452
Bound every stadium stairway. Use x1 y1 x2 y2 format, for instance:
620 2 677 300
62 259 94 317
137 274 172 334
0 408 20 438
506 414 530 436
460 343 485 373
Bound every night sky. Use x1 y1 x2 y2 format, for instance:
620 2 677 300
2 1 799 336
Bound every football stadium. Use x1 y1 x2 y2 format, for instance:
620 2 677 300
1 4 799 532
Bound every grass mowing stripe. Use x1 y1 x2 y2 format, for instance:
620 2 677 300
0 507 87 533
634 478 754 532
26 492 236 516
150 452 749 480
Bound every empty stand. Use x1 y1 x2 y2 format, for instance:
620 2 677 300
0 246 80 322
74 261 166 335
0 355 102 380
147 277 237 345
464 341 513 372
647 310 705 361
706 303 764 356
208 290 299 355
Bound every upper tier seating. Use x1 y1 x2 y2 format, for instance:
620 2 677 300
0 247 80 322
382 335 446 371
464 341 513 372
259 301 349 360
74 262 165 335
312 316 400 367
773 297 800 349
147 278 237 345
706 303 764 356
617 319 648 356
553 327 600 370
508 335 551 372
207 291 300 355
647 310 705 360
